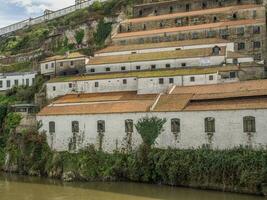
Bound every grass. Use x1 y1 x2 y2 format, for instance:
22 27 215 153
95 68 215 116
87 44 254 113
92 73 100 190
0 61 33 73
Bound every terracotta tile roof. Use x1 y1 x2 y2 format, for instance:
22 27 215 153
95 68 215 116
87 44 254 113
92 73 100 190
125 4 262 24
134 0 179 8
113 19 265 39
172 79 267 95
96 38 229 53
90 47 226 65
39 80 267 116
41 52 86 63
153 94 192 111
184 97 267 111
54 91 157 104
192 89 267 100
49 65 239 83
38 91 157 116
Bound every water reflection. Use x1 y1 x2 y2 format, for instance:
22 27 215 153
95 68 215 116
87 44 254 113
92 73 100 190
0 173 264 200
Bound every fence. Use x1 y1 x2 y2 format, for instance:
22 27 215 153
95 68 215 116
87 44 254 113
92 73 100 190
0 0 106 36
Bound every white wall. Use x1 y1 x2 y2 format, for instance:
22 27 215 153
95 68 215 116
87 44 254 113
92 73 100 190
47 77 138 99
137 73 219 94
95 43 234 57
37 109 267 152
86 56 226 74
40 61 56 75
0 72 36 91
47 73 239 99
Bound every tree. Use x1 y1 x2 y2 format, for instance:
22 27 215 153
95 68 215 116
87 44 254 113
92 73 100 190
135 116 166 148
75 29 85 45
93 19 112 46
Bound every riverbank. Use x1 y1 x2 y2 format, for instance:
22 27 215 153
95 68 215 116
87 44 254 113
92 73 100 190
1 134 267 196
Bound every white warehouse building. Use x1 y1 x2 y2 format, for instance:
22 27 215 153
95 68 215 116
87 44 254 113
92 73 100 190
0 72 36 91
38 79 267 152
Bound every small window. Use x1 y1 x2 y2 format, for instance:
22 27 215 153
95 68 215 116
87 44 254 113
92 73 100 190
169 78 174 84
230 72 237 78
49 121 55 134
205 117 215 133
253 26 260 34
72 121 79 133
125 119 133 132
159 78 164 84
213 16 217 22
97 120 105 132
51 63 54 68
233 58 238 65
212 46 221 55
190 77 195 82
69 83 73 88
207 30 216 38
60 62 63 67
238 42 245 50
151 65 156 70
243 116 256 133
121 66 126 71
6 80 10 88
159 22 163 28
95 82 99 87
123 79 127 84
136 66 141 70
90 68 95 73
171 118 180 133
14 80 19 86
192 32 199 39
236 27 244 35
254 53 262 61
138 10 143 17
143 24 146 30
232 13 237 20
45 64 48 69
181 63 186 67
169 6 173 13
106 67 111 72
32 78 35 84
26 79 29 86
253 41 261 49
166 64 171 68
70 61 74 66
209 75 214 81
0 81 2 88
53 86 56 91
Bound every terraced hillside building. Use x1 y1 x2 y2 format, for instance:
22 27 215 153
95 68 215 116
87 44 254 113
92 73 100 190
114 0 266 62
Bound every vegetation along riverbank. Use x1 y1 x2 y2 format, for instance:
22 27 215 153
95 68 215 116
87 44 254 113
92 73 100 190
0 112 267 196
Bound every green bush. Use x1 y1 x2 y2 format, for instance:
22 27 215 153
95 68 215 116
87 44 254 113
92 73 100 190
93 19 112 47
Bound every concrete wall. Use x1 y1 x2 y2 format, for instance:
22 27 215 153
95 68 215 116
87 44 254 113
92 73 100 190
133 0 262 17
114 23 266 61
0 72 36 91
46 72 238 99
41 58 88 76
86 56 226 74
37 108 267 152
95 42 234 57
46 77 138 99
122 6 265 33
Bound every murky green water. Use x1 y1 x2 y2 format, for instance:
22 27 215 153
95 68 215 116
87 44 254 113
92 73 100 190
0 173 264 200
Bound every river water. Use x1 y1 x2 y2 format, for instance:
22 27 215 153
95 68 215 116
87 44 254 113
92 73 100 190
0 173 264 200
